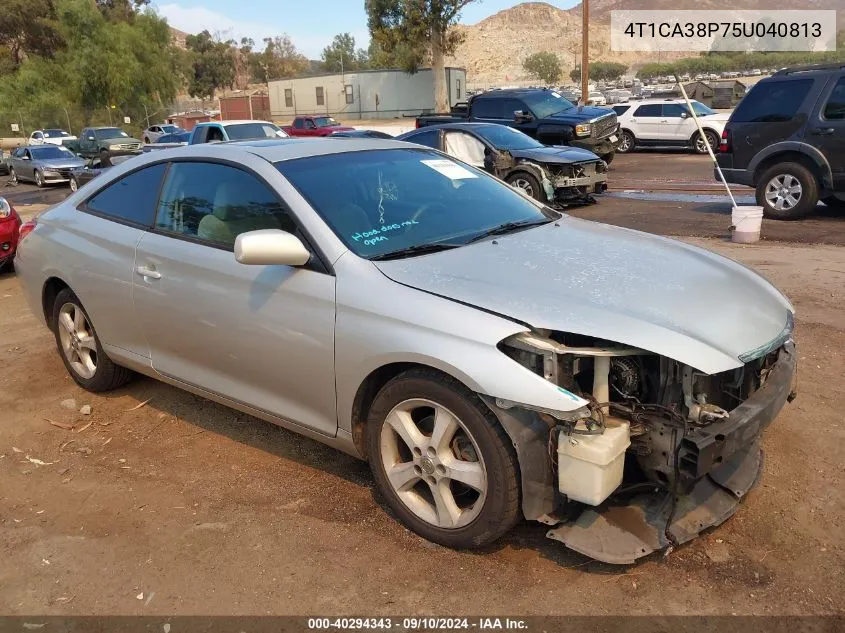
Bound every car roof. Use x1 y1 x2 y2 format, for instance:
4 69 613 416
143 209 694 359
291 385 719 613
621 98 697 105
401 122 502 134
473 88 552 97
195 120 275 126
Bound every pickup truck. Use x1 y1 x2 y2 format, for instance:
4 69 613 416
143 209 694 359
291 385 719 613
188 120 288 144
280 115 356 137
416 88 620 163
67 127 143 159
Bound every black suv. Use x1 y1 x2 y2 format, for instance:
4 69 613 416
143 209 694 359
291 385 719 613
717 64 845 219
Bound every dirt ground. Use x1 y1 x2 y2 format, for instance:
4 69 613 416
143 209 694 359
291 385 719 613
1 154 844 617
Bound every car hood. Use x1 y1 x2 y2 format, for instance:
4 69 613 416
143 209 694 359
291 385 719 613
36 158 86 169
698 113 730 123
549 106 613 122
508 145 601 164
327 125 357 132
373 218 793 374
104 137 141 145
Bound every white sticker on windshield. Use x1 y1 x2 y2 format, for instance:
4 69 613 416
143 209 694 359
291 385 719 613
421 159 478 180
551 91 562 98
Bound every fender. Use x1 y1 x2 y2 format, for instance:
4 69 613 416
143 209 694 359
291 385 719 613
509 161 555 201
536 123 573 145
748 141 833 188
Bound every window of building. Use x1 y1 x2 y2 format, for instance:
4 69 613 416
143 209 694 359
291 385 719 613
285 89 293 108
456 79 462 100
345 85 354 105
316 86 325 106
83 163 167 227
154 162 296 248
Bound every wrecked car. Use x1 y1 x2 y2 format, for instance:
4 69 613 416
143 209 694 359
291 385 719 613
15 139 796 564
397 123 607 206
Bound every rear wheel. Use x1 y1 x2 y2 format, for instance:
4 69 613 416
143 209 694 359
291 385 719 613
52 288 133 392
365 369 521 549
755 162 818 220
616 130 635 153
8 167 17 185
506 171 545 202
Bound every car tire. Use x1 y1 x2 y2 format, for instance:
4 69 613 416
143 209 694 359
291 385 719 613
506 171 545 202
51 288 133 392
365 368 521 549
34 170 44 187
143 136 150 144
755 162 818 220
8 167 17 185
616 130 635 153
822 196 845 211
69 177 78 192
693 130 719 155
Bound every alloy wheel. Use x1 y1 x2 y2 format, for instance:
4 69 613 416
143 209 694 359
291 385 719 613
695 132 717 154
765 174 802 211
57 302 98 380
511 178 534 197
34 171 43 187
70 178 78 192
9 168 16 185
617 133 632 152
379 398 487 529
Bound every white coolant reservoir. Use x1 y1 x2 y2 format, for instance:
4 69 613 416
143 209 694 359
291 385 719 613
557 417 630 506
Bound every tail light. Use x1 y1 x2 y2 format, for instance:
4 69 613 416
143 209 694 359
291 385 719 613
415 119 421 129
18 217 36 243
719 129 730 153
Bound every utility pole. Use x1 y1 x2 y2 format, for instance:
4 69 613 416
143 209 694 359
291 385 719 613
581 0 589 105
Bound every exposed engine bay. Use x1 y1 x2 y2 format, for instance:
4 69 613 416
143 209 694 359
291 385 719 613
492 328 797 563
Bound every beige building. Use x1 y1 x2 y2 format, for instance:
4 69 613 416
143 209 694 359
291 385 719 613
268 67 467 121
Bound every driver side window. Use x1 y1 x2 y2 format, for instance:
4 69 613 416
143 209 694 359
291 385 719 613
305 120 316 129
662 104 689 118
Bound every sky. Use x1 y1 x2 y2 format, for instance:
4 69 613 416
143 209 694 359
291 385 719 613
154 0 580 59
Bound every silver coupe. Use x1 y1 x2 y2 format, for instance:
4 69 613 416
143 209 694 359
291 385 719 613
15 139 796 563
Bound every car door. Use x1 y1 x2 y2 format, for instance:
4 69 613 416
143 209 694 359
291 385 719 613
72 162 168 358
21 149 37 179
812 74 845 190
443 130 488 170
629 104 662 141
660 103 695 142
132 160 338 436
9 148 25 179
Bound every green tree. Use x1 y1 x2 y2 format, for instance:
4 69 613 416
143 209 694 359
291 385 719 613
95 0 150 22
248 35 309 83
321 33 369 73
522 52 561 85
0 0 64 69
366 0 478 113
185 30 235 99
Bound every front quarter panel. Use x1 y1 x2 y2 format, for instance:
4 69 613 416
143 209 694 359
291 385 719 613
333 252 589 434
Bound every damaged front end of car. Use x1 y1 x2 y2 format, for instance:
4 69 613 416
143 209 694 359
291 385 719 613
483 324 797 564
494 152 608 206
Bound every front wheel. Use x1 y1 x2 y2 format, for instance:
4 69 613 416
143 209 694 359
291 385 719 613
34 170 44 187
8 167 17 185
616 130 635 154
69 177 79 192
755 162 818 220
52 288 133 392
365 369 521 549
506 171 545 202
693 130 719 155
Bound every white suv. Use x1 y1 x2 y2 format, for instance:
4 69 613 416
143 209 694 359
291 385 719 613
612 99 729 154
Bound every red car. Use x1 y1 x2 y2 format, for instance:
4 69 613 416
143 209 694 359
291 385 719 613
0 197 22 272
280 115 356 137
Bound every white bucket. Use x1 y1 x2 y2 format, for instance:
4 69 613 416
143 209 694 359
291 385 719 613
731 206 763 243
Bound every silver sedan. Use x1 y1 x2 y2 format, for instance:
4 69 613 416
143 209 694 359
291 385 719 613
14 139 797 563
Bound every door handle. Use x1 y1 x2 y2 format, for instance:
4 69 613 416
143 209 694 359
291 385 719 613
659 119 668 123
135 266 161 280
810 127 835 136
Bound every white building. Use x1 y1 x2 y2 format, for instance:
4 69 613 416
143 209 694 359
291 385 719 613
268 67 467 121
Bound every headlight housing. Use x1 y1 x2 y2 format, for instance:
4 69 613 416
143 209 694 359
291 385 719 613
0 197 11 219
575 123 592 137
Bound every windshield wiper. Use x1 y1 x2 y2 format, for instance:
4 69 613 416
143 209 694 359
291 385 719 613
369 242 461 261
466 218 552 244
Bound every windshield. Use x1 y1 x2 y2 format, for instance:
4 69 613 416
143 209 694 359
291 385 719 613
314 117 339 128
474 125 543 150
94 128 129 139
691 101 716 116
522 91 575 118
44 129 70 138
30 146 76 160
224 123 285 140
277 148 556 259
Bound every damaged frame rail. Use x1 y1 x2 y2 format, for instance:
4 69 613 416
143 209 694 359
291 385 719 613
483 338 797 564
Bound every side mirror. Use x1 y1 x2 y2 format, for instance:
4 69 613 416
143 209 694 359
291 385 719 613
21 155 30 161
87 136 95 141
235 229 311 266
680 112 689 119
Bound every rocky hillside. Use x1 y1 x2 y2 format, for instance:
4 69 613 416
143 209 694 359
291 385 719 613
448 1 844 86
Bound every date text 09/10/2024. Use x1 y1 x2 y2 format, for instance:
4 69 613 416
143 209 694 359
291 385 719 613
307 617 528 630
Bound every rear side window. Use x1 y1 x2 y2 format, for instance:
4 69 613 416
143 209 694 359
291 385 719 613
402 130 440 149
822 77 845 120
612 105 631 115
472 99 503 118
731 79 813 122
84 163 167 226
633 104 661 117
